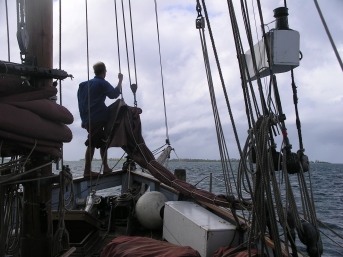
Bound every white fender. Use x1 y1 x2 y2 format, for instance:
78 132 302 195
135 191 168 230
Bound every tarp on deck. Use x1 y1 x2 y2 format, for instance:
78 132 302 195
100 236 201 257
104 99 251 209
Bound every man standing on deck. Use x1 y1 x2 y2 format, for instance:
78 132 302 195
77 61 123 177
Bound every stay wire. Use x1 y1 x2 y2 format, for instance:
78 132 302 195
85 0 94 189
128 0 138 86
113 0 124 99
113 0 121 74
154 0 170 144
313 0 343 72
127 0 138 106
59 0 64 168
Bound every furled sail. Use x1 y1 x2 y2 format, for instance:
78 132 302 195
0 75 73 157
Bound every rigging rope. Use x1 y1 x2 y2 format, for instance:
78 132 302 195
154 0 170 145
113 0 125 100
241 0 268 117
120 0 132 87
290 69 304 151
119 0 139 104
114 0 122 74
200 0 246 164
59 0 64 168
195 4 249 233
127 0 138 106
84 0 95 189
224 1 323 256
5 0 10 61
128 0 138 89
226 0 260 129
196 0 232 199
1 185 22 255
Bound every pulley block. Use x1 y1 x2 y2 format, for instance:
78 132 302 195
196 17 205 29
286 151 301 174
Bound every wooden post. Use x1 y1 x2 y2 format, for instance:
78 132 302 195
25 0 53 88
174 169 186 181
20 1 53 256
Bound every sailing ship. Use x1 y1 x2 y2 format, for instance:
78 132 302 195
0 0 342 257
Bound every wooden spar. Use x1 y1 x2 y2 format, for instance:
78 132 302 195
156 146 172 164
20 0 53 256
0 61 69 79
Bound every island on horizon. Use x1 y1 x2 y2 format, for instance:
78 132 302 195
76 158 331 164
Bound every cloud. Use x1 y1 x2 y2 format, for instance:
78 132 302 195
0 0 342 163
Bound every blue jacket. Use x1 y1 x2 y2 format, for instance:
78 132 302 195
77 76 121 126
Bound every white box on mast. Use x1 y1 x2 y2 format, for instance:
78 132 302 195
245 29 300 80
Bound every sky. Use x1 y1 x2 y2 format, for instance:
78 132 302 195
0 0 342 163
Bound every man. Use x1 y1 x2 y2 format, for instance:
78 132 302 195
78 61 123 177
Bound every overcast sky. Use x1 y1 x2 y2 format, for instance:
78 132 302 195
1 0 342 163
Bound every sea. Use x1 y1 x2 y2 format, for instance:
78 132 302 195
55 161 343 257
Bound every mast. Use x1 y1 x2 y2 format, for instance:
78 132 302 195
20 0 53 256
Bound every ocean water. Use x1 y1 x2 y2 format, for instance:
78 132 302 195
56 161 343 257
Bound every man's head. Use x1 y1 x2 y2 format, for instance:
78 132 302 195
93 62 107 76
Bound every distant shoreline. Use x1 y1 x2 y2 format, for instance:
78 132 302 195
75 158 330 164
78 158 238 162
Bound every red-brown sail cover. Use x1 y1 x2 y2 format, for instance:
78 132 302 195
0 77 73 157
100 236 201 257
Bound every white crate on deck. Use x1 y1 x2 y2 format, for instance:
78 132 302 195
163 201 238 257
